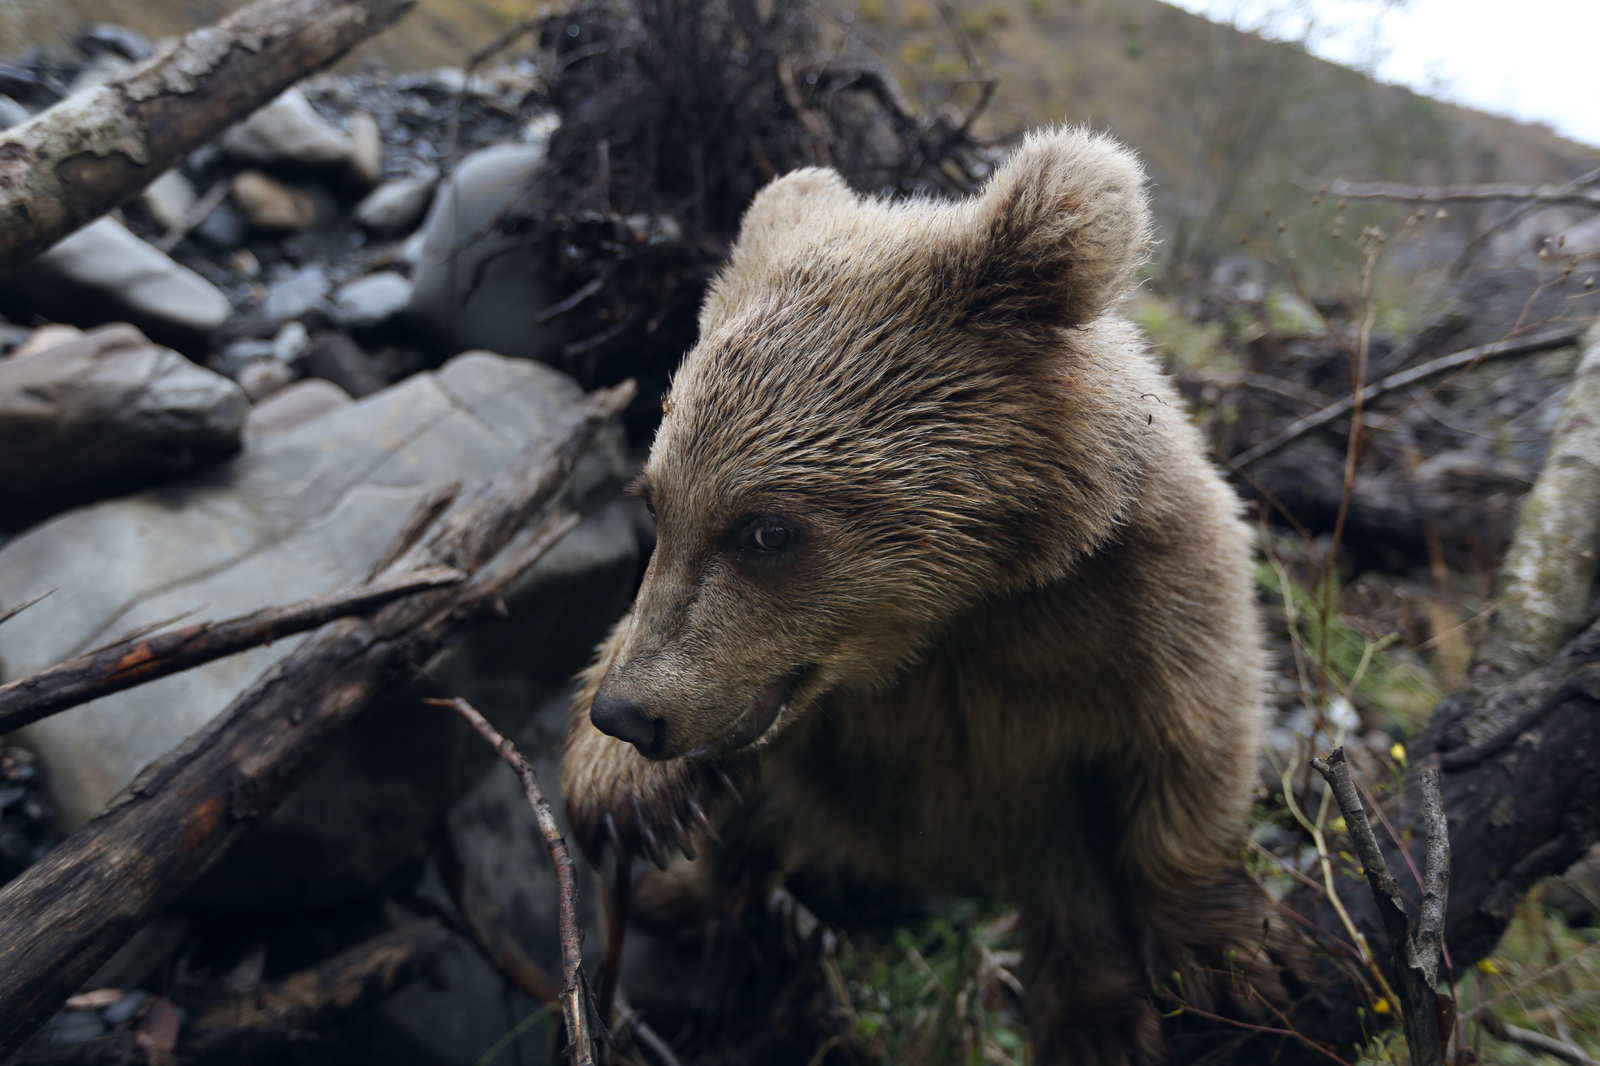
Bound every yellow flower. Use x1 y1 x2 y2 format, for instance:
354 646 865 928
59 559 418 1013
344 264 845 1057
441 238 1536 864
1390 743 1407 765
1477 959 1500 976
1373 998 1392 1014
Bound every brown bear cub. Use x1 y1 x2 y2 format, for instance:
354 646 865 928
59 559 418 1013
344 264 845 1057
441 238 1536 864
561 126 1277 1064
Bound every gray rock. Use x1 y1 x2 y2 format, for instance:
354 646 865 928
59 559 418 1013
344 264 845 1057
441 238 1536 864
4 218 231 353
0 352 633 911
353 167 440 235
261 263 330 323
244 378 351 444
407 143 563 362
231 170 322 231
334 272 414 331
272 320 310 363
236 356 296 402
194 200 248 250
223 88 353 168
347 110 384 188
0 94 30 131
0 324 248 530
140 170 197 234
297 329 388 397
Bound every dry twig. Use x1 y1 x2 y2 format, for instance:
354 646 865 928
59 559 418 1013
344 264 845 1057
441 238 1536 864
428 697 597 1066
1311 749 1450 1066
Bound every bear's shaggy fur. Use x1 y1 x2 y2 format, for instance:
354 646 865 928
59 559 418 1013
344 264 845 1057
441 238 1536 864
561 126 1277 1064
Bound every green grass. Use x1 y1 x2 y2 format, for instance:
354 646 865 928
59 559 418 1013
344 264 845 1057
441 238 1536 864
824 901 1032 1065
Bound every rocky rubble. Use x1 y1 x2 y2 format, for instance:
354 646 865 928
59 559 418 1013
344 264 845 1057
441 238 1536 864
0 22 641 1063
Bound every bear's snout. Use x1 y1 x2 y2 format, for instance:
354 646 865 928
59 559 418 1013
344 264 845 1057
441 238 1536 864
590 691 665 756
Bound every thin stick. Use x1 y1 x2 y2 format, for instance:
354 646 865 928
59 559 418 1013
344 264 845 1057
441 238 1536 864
1312 749 1449 1066
1230 327 1581 468
0 566 465 733
0 589 53 629
429 697 596 1066
599 855 630 1024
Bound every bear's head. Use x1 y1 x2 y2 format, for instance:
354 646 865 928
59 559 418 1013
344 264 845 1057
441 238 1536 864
590 126 1155 760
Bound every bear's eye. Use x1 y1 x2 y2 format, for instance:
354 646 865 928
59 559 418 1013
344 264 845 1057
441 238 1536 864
750 522 791 552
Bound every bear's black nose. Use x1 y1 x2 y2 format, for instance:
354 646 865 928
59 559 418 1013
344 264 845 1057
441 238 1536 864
591 692 664 755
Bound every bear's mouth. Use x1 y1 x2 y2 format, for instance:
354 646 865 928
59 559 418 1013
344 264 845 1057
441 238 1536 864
692 664 813 758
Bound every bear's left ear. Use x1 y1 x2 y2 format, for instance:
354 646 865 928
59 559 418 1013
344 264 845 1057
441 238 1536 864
731 167 858 265
945 126 1152 330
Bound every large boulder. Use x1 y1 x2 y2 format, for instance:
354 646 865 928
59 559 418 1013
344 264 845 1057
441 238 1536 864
0 352 636 911
406 143 564 363
0 324 247 532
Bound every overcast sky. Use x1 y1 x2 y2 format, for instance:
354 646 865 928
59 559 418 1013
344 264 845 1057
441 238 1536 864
1164 0 1600 148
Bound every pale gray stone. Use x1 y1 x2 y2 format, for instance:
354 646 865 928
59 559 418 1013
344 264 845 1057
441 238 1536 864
333 271 413 330
140 169 197 233
19 217 230 343
271 320 310 363
347 110 383 188
244 378 351 443
0 94 30 131
0 353 633 910
223 88 353 167
236 356 296 402
353 167 439 235
0 324 247 530
261 263 330 322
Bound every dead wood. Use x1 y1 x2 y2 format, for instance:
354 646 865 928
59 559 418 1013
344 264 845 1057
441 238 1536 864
189 919 449 1038
1193 331 1600 1064
0 565 465 734
0 381 634 1060
0 0 415 275
429 697 598 1066
1328 177 1600 209
1311 751 1449 1066
1228 325 1581 468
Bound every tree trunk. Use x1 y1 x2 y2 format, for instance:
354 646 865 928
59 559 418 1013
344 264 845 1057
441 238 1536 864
0 0 414 276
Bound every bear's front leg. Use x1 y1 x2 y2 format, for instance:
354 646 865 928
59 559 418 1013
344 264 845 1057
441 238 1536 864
1020 859 1167 1066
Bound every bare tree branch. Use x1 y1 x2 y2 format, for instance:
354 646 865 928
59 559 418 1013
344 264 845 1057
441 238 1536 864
1229 326 1581 468
0 565 465 734
1328 177 1600 209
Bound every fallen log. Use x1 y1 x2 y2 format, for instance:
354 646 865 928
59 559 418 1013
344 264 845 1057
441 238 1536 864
0 0 414 275
0 381 634 1060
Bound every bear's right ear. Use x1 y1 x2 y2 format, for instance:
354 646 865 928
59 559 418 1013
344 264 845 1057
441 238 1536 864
946 126 1152 331
731 168 857 264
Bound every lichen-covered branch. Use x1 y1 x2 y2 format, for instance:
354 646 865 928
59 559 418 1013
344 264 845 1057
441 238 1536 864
0 0 414 275
1473 320 1600 689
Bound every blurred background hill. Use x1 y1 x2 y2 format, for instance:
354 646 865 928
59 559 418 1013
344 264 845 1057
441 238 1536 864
6 0 1597 285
